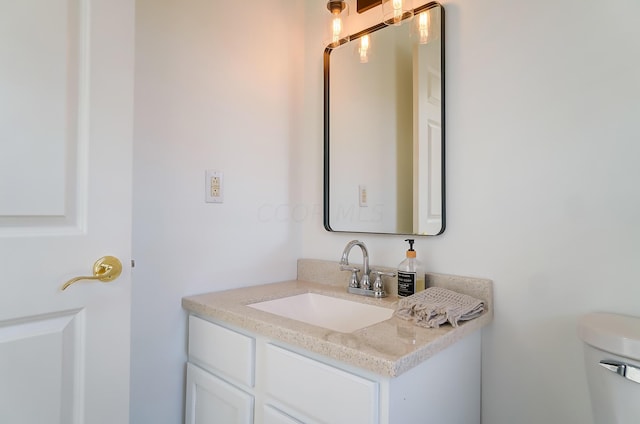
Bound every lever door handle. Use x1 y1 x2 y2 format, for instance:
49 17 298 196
61 256 123 291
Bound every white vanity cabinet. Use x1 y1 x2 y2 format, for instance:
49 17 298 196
186 314 482 424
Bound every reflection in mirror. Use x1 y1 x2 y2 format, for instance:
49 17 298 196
324 3 444 235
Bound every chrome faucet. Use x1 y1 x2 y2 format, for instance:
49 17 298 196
339 240 372 291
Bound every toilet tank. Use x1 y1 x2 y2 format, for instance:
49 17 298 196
578 312 640 424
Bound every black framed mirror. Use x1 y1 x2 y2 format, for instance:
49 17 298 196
324 2 445 235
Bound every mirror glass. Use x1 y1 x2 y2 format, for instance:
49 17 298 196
324 3 444 235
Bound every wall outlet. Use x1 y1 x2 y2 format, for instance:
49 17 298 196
205 170 223 203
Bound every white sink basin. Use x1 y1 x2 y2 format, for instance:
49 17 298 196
247 292 394 333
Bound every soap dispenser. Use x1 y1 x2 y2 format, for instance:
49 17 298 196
397 239 425 297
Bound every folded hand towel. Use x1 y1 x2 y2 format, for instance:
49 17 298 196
394 287 485 328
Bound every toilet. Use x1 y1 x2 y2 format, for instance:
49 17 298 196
578 312 640 424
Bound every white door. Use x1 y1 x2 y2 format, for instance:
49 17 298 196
0 0 134 423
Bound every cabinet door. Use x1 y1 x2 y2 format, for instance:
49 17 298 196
185 363 254 424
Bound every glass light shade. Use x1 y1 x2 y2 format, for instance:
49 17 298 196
382 0 413 26
325 1 350 49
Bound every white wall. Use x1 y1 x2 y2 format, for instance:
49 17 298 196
132 0 304 422
301 1 640 423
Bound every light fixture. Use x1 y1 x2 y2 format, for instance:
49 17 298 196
381 0 413 26
325 1 350 49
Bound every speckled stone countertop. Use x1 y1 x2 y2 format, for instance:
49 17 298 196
182 259 493 378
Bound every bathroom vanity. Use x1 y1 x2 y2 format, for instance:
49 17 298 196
182 259 493 424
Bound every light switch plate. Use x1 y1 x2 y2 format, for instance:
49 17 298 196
205 170 223 203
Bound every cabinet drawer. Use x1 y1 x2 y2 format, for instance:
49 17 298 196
185 363 253 424
264 344 378 424
188 315 255 387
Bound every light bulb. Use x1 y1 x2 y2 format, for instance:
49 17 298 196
332 15 343 44
382 0 413 26
326 0 349 48
393 0 403 21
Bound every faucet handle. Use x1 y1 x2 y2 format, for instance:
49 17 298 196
340 265 360 288
370 270 396 298
370 269 396 278
340 264 360 272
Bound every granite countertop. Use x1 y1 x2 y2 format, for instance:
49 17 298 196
182 261 493 378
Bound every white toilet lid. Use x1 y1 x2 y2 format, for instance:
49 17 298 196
578 312 640 361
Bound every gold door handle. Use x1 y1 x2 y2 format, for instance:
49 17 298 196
61 256 123 291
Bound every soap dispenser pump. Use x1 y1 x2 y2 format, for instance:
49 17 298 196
397 239 425 297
